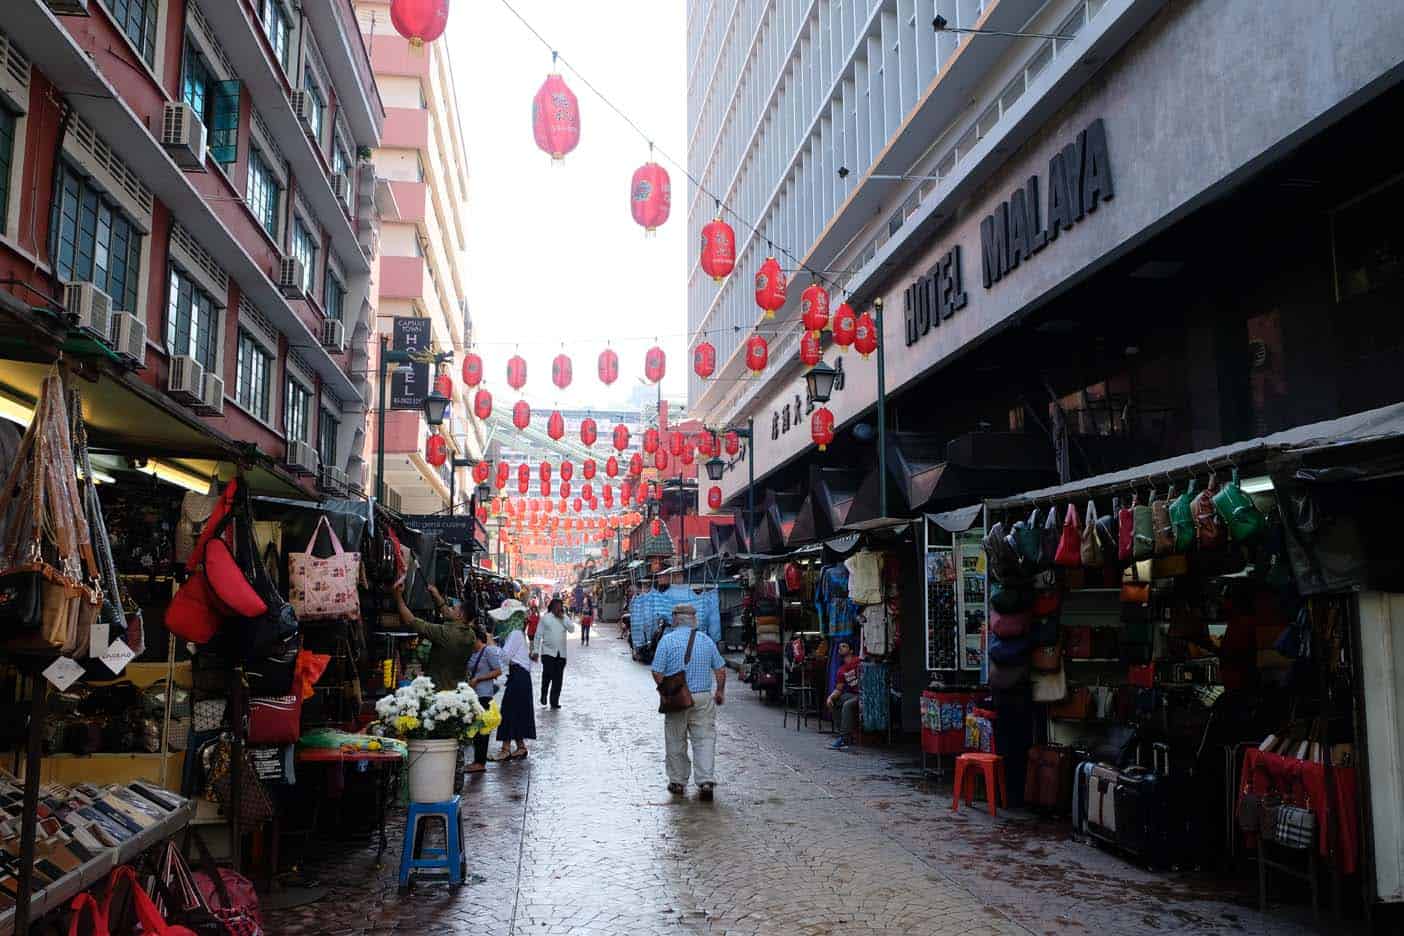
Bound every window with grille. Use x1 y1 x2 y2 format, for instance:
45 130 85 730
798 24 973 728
182 44 240 167
166 267 220 371
285 378 311 443
259 0 291 71
51 161 144 312
247 150 281 238
302 70 325 143
292 220 318 296
236 331 272 422
323 268 344 321
318 407 338 467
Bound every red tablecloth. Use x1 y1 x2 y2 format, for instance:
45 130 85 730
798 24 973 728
921 691 983 755
1240 748 1359 874
296 748 405 765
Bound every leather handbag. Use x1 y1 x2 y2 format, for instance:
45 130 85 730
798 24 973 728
1080 499 1103 567
1128 663 1155 688
1120 582 1151 605
207 740 275 823
1014 510 1042 567
990 608 1031 639
1096 497 1120 561
1048 686 1093 720
1170 480 1199 552
1032 590 1061 617
248 695 302 745
288 516 361 622
1118 495 1136 562
657 629 697 714
102 864 201 936
1213 467 1268 543
246 637 299 696
1040 506 1061 570
982 523 1022 582
989 583 1033 614
1193 474 1226 550
1153 488 1176 556
176 493 220 565
1032 640 1063 672
1133 495 1156 560
1054 504 1082 567
204 538 268 619
1064 625 1093 659
1031 665 1067 702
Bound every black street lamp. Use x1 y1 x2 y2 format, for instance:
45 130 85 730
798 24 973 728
422 390 451 427
447 456 473 515
704 420 755 559
374 336 453 504
803 360 839 404
704 455 725 482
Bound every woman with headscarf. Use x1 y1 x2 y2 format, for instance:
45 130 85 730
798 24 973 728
488 599 535 760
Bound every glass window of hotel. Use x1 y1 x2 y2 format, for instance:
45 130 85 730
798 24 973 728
0 107 15 236
323 268 344 320
259 0 291 71
182 41 240 166
104 0 159 67
285 378 311 443
317 407 338 468
50 162 144 312
247 150 281 238
292 219 318 296
235 330 272 422
165 268 220 371
302 70 325 143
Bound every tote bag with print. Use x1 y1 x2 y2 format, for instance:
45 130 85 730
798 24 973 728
288 516 360 622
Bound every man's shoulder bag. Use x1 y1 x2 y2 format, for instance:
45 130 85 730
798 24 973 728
657 630 697 714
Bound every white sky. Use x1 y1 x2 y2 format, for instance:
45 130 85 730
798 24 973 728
452 0 689 412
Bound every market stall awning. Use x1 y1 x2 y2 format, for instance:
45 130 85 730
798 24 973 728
787 466 864 547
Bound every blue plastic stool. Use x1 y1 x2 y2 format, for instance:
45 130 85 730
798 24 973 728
397 796 465 893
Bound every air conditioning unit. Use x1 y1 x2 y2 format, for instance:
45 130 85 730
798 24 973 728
290 91 316 137
198 372 224 415
63 281 113 343
277 256 304 299
331 172 351 207
320 317 345 352
286 440 318 474
109 311 147 368
167 355 205 404
317 463 347 494
161 101 207 170
44 0 90 15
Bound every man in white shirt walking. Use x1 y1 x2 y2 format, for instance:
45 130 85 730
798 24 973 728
533 596 575 709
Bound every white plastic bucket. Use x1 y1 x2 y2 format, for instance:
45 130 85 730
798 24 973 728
406 738 459 802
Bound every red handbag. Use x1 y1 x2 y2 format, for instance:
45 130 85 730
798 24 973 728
1032 590 1061 617
67 893 107 936
166 570 222 644
1064 625 1093 659
990 608 1031 639
103 865 199 936
1129 663 1155 688
204 537 268 618
1053 504 1082 567
1118 495 1136 562
248 694 302 745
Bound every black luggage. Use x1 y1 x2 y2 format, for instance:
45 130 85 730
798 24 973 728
1113 766 1166 860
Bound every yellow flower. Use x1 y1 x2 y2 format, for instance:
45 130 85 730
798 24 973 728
394 715 421 735
368 740 382 751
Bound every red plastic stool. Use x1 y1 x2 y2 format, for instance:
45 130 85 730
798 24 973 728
951 752 1007 816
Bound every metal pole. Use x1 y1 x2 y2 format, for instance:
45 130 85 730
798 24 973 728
875 298 887 520
376 334 388 504
448 462 456 516
13 673 48 934
747 415 756 569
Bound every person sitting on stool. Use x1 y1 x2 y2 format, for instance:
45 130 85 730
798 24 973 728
825 641 861 750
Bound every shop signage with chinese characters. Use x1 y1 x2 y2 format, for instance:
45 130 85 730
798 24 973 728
770 356 847 440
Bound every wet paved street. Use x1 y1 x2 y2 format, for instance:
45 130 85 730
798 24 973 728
271 626 1334 935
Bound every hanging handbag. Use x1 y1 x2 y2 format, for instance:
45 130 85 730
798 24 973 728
1053 504 1082 568
168 483 241 645
1096 496 1120 561
1064 625 1093 659
1117 495 1136 562
176 493 220 566
1193 474 1226 550
1048 686 1093 720
245 637 299 696
990 608 1031 639
1032 590 1061 617
989 583 1033 614
1080 499 1103 567
1032 640 1063 672
657 629 697 714
208 739 275 822
67 892 108 936
1014 510 1042 567
1152 486 1176 556
247 695 302 745
981 522 1022 583
987 659 1028 690
288 516 361 622
1029 615 1059 646
1132 493 1155 560
1170 479 1199 553
148 842 226 936
1031 665 1067 702
203 537 268 620
1213 467 1268 543
988 633 1031 664
1040 506 1061 570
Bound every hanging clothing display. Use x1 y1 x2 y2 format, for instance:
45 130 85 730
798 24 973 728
628 587 721 647
859 604 893 657
845 549 883 605
859 661 889 731
814 564 855 635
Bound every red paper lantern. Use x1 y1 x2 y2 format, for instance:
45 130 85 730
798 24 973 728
643 428 660 454
754 256 787 317
539 461 552 482
725 431 740 456
551 353 573 390
532 73 580 161
472 461 490 484
708 486 722 510
518 464 531 485
811 406 835 451
799 332 822 367
390 0 449 46
697 432 716 457
582 483 593 500
597 348 619 385
629 453 643 476
700 217 736 282
476 505 488 524
654 449 669 471
605 456 619 478
650 518 662 537
426 434 447 467
681 447 695 466
518 477 529 494
603 486 614 507
644 346 666 383
580 417 597 447
512 399 531 429
473 388 493 420
541 479 552 497
612 425 630 452
636 486 646 507
559 461 573 481
630 162 671 232
582 458 596 480
801 282 830 335
854 310 878 358
507 355 527 390
547 410 565 441
832 303 857 347
666 432 681 457
462 352 483 387
693 341 716 379
745 334 769 374
434 373 453 400
561 480 571 498
573 497 583 513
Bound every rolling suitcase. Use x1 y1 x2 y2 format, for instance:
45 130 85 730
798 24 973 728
1072 760 1096 838
1113 766 1164 859
1086 764 1119 841
1024 744 1077 814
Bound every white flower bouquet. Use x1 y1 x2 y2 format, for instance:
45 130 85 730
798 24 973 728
373 676 489 741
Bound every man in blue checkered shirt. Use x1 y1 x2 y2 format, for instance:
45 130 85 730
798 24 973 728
651 604 727 801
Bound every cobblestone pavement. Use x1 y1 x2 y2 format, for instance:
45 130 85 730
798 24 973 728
269 628 1339 936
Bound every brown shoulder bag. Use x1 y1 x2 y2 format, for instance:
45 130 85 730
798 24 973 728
657 630 697 714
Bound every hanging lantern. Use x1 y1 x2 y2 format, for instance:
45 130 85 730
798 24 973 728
799 331 822 367
390 0 449 47
700 217 736 282
498 461 510 483
811 406 835 451
854 310 878 358
666 432 681 457
635 485 647 506
692 341 716 380
745 334 769 374
541 479 552 497
426 434 447 467
754 256 787 317
462 352 483 387
605 455 619 478
547 410 565 441
654 449 668 471
643 428 660 454
582 482 593 501
630 162 671 232
832 303 857 347
434 373 453 401
612 424 630 452
725 431 740 456
472 461 490 485
495 470 508 491
573 497 583 513
582 458 596 480
629 452 643 476
620 480 632 503
580 417 597 447
518 476 530 494
473 388 493 420
597 348 619 385
532 72 581 161
560 461 573 481
476 505 488 524
603 486 614 507
644 346 666 383
708 486 723 510
539 461 552 482
650 518 662 537
512 399 531 430
801 282 830 335
681 447 695 466
506 355 527 390
552 353 573 390
698 432 716 457
561 480 571 498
